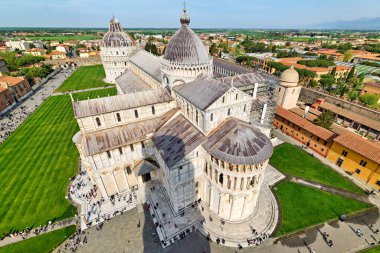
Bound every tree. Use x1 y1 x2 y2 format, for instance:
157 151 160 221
343 50 353 62
330 66 337 77
209 43 219 56
144 42 158 55
348 90 359 101
307 80 318 88
346 66 356 80
314 110 335 129
319 74 335 90
358 94 379 106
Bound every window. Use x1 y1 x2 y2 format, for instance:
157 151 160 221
116 113 121 122
222 96 225 103
141 141 145 148
321 148 324 152
292 89 295 95
179 166 183 170
341 150 348 157
227 108 231 116
360 160 367 167
324 141 328 145
210 113 214 122
134 110 139 118
336 158 344 167
95 117 101 127
219 173 224 185
130 144 134 152
376 180 380 187
317 137 320 142
355 168 361 174
119 147 123 155
126 166 132 175
243 104 247 112
314 144 317 148
310 134 313 138
151 106 155 115
196 111 199 123
235 93 238 100
106 151 111 158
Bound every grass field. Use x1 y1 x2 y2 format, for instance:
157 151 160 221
0 89 116 235
360 245 380 253
56 65 113 92
0 226 76 253
72 87 117 101
274 180 372 236
269 143 366 195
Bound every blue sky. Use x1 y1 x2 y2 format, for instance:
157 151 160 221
0 0 379 28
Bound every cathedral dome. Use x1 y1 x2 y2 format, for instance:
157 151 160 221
102 16 136 47
164 7 210 65
280 65 299 86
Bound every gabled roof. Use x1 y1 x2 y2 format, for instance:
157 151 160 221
333 132 380 164
130 50 162 82
80 109 178 156
275 106 336 141
0 76 25 86
115 70 152 94
173 75 232 110
153 114 205 168
218 72 279 89
203 117 273 165
73 88 172 118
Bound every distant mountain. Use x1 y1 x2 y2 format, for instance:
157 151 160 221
309 17 380 30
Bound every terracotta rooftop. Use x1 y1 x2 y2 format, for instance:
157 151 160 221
275 106 336 141
364 83 380 89
333 132 380 164
319 102 380 132
0 76 25 87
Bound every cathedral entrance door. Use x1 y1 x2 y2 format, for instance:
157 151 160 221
142 173 151 183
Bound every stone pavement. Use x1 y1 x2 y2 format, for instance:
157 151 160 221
0 67 75 144
53 205 380 253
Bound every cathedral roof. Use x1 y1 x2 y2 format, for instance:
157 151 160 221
130 50 162 82
173 75 232 110
115 70 153 94
73 88 172 118
102 16 136 47
154 114 205 168
163 7 210 65
203 118 273 165
80 109 178 156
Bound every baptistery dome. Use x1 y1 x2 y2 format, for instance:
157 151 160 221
102 16 135 47
164 8 210 65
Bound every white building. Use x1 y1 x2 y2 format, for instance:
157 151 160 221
72 7 280 247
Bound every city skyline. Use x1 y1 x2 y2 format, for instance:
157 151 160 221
0 0 379 29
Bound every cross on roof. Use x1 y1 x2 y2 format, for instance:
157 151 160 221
183 1 187 11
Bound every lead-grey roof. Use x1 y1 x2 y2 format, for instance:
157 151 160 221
173 75 232 111
130 50 162 82
218 73 279 89
115 70 153 94
153 114 205 168
73 88 172 118
164 25 210 65
203 117 273 165
80 109 178 156
213 58 252 76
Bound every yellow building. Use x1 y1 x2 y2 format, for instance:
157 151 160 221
327 132 380 190
361 83 380 103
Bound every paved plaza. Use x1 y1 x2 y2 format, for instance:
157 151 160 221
0 67 75 144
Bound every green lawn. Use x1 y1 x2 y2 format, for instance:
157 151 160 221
0 89 116 235
274 180 372 236
56 65 113 92
0 226 76 253
270 143 366 195
361 245 380 253
72 87 117 101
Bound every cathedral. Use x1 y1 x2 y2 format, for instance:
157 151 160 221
71 5 287 247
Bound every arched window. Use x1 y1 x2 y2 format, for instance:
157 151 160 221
126 166 132 175
116 51 119 55
243 104 247 112
186 104 189 115
106 151 111 158
152 106 155 115
95 117 101 127
116 113 121 122
228 108 231 116
196 111 199 123
222 96 225 103
134 110 139 118
235 93 238 100
210 113 214 122
219 173 224 185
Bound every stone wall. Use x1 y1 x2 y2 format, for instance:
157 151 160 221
44 57 102 67
299 87 380 121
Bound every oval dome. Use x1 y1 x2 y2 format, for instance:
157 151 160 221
102 16 135 47
164 9 210 65
280 65 299 85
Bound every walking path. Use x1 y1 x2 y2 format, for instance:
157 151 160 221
52 85 115 97
0 68 75 144
0 218 78 247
